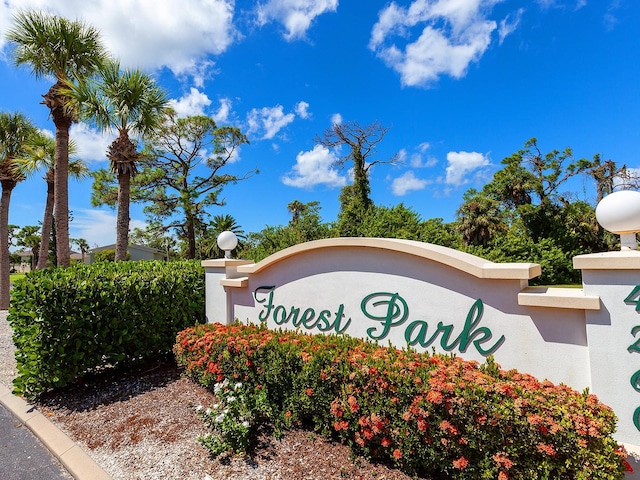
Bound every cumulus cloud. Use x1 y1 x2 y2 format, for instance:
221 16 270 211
70 209 146 248
331 113 343 125
212 97 233 124
70 123 115 163
247 103 312 140
445 151 490 186
369 0 513 87
295 101 310 119
282 144 347 188
392 171 430 196
1 0 236 80
169 88 212 118
256 0 338 40
247 105 295 140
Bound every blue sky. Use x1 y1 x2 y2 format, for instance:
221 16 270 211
0 0 638 248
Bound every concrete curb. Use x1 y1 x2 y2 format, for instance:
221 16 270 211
0 385 111 480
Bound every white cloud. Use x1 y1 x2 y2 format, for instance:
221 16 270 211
295 101 310 119
212 98 233 124
282 144 346 188
256 0 338 40
499 8 524 44
445 151 490 186
402 142 437 168
70 209 146 248
331 113 343 125
1 0 236 80
369 0 510 87
392 171 430 196
70 123 115 163
246 105 296 140
168 88 212 118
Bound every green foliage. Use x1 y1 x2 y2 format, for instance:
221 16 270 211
240 201 336 262
175 323 628 479
9 260 205 399
196 379 271 456
361 203 423 239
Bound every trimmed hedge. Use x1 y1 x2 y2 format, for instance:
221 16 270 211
9 260 205 399
175 323 629 479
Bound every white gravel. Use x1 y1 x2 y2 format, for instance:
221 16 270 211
0 310 17 389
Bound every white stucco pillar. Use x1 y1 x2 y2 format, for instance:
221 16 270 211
574 251 640 452
201 259 253 324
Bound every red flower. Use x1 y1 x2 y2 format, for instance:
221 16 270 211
537 443 556 456
393 449 402 460
306 388 313 396
348 395 360 413
426 390 443 404
334 420 349 431
453 456 468 469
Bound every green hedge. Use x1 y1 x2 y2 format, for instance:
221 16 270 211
175 323 630 479
9 260 205 399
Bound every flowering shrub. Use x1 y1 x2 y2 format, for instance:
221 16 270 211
196 379 270 456
174 323 628 479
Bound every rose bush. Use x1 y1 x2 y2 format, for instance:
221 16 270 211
174 322 629 479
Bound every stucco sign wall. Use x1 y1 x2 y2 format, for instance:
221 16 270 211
203 237 640 456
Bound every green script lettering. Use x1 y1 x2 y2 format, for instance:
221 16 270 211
404 299 504 356
253 286 351 334
254 286 276 322
317 310 333 331
333 305 351 333
361 292 409 340
301 308 320 329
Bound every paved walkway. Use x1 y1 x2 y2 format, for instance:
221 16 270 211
0 400 71 480
1 309 111 479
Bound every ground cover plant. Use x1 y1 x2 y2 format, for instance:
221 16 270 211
9 260 205 399
175 322 630 480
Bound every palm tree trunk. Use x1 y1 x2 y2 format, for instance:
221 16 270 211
0 182 16 310
115 171 131 261
37 175 54 269
52 106 72 267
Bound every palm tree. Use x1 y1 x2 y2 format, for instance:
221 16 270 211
456 189 504 248
69 61 168 261
0 112 37 309
6 10 108 267
13 133 89 269
71 237 90 263
201 214 246 258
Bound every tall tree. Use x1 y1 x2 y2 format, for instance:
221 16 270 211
6 10 108 266
316 121 398 236
0 112 37 309
69 61 168 260
456 189 505 247
15 225 41 271
70 237 89 263
13 133 89 269
92 113 253 259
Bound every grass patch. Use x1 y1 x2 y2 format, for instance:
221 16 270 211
10 273 26 283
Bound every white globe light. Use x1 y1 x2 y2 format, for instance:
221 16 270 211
596 190 640 234
217 231 238 257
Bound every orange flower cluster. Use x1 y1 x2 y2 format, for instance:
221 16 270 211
174 323 629 479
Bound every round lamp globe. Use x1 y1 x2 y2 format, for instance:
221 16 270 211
596 190 640 235
217 231 238 254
